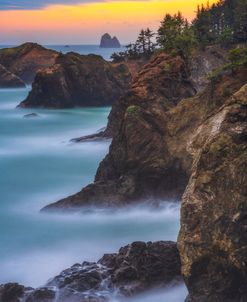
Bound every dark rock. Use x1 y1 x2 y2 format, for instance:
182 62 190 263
0 283 25 302
23 113 39 118
25 287 56 302
178 83 247 301
0 43 58 84
71 127 110 143
18 52 131 108
0 241 179 302
0 64 25 88
41 52 197 210
100 33 121 48
44 240 181 301
42 51 247 213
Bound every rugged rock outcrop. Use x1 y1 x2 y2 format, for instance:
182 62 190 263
100 33 121 48
18 52 132 108
43 52 247 211
188 45 229 92
178 83 247 301
0 241 181 302
0 43 58 84
0 64 25 88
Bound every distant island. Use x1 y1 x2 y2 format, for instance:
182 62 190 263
100 33 121 48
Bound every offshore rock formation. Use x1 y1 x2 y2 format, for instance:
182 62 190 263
0 241 181 302
18 52 132 108
178 83 247 301
0 64 25 88
100 33 121 48
0 43 58 84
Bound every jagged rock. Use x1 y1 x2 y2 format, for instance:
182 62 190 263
100 33 121 48
18 52 131 108
40 53 197 210
71 127 109 143
47 241 181 301
0 283 26 302
42 52 247 212
0 241 181 302
178 83 247 301
0 64 25 88
23 113 39 118
0 43 58 84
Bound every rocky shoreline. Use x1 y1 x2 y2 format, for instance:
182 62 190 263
0 241 181 302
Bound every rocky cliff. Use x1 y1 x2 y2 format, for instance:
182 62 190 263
0 64 25 88
0 241 181 302
18 52 132 108
100 33 121 48
43 49 247 211
178 83 247 301
0 43 58 84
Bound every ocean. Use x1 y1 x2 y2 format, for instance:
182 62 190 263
0 46 187 301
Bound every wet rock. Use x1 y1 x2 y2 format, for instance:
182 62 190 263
178 83 247 301
18 52 131 108
0 43 58 84
71 127 110 143
0 64 25 88
0 283 26 302
21 241 180 302
23 113 39 118
25 287 56 302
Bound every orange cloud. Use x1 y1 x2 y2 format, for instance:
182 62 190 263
0 0 217 44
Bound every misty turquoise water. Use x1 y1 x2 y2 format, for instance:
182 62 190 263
0 88 187 301
0 45 126 61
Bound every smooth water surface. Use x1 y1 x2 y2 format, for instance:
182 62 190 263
0 88 187 301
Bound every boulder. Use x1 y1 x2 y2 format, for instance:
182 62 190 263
0 283 26 302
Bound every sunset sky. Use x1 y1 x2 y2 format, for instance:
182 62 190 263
0 0 214 45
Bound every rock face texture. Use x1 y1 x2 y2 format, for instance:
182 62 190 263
18 52 132 108
44 51 244 212
178 83 247 302
100 33 121 48
0 43 58 84
188 45 229 92
43 52 197 210
0 64 25 88
0 241 181 302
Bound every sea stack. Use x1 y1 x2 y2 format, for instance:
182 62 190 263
100 33 121 48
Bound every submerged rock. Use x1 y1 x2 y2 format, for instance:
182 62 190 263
23 113 39 118
18 52 131 108
0 241 181 302
0 43 58 84
0 64 25 88
178 83 247 301
100 33 121 48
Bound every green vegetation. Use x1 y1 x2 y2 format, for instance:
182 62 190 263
111 0 247 62
127 105 139 114
111 28 156 62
